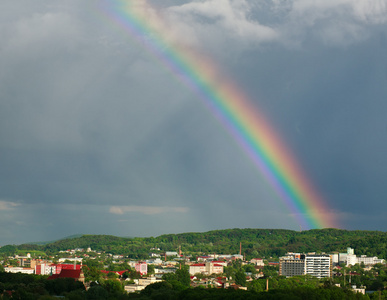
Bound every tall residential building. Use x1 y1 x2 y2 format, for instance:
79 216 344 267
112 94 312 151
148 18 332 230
305 255 332 278
279 253 332 278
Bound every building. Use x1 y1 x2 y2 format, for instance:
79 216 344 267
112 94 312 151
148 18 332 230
279 253 332 278
189 264 206 275
125 276 162 293
4 267 34 274
189 262 224 275
357 255 385 266
305 255 332 278
330 248 385 266
35 263 56 275
280 255 305 277
250 258 265 267
58 257 83 263
135 261 148 275
35 263 81 275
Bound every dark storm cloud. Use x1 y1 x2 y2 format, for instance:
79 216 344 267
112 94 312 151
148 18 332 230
1 0 387 245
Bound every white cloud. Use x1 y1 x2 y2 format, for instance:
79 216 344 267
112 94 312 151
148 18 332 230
0 200 20 211
109 205 189 215
291 0 387 24
351 0 387 24
167 0 278 49
281 0 387 46
165 0 387 50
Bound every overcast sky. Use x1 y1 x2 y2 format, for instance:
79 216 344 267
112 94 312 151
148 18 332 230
1 0 387 245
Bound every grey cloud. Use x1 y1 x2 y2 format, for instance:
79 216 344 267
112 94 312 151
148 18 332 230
1 0 387 245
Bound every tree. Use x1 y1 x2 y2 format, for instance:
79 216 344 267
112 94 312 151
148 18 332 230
147 264 155 274
249 279 265 292
224 266 234 280
175 266 191 288
162 266 191 290
235 270 246 286
141 281 173 297
242 264 256 274
106 272 118 279
86 285 108 300
83 266 102 282
101 279 123 294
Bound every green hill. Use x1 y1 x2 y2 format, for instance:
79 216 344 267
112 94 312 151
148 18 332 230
1 228 386 259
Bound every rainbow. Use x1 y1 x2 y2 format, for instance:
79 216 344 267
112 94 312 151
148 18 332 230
100 0 338 229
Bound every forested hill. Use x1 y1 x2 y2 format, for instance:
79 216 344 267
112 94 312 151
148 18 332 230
2 228 387 259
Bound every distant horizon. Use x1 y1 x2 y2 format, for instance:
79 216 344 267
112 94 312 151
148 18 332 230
3 227 387 247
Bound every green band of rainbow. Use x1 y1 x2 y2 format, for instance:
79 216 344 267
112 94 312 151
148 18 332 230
100 0 338 229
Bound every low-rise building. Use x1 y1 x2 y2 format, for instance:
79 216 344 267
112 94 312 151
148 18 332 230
189 262 224 275
331 248 385 266
4 267 34 274
125 276 162 293
250 258 264 266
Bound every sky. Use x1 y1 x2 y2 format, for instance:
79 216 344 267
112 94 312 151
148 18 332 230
1 0 387 246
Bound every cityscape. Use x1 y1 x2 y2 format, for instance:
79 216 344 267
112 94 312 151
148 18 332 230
1 0 387 299
1 229 387 298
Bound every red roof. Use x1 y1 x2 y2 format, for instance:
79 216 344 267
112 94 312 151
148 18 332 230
190 264 205 267
48 269 82 280
117 270 127 276
335 266 342 269
60 269 82 279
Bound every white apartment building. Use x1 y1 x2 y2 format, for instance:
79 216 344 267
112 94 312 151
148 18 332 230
305 255 331 278
280 254 332 278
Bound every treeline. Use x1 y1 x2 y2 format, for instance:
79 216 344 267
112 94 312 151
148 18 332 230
138 285 371 300
2 228 387 259
0 271 373 300
0 272 85 299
